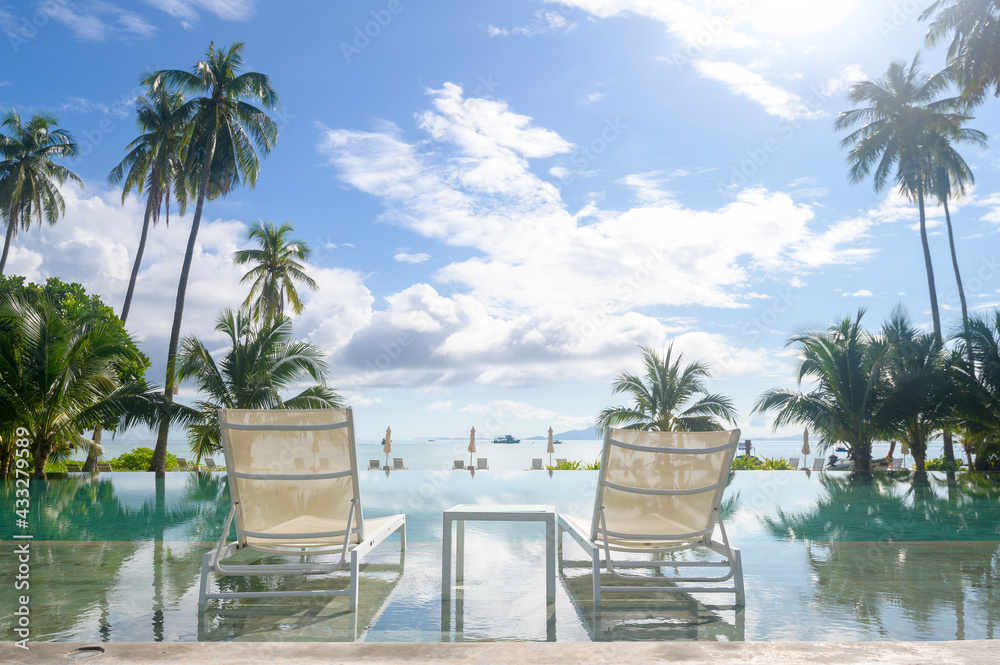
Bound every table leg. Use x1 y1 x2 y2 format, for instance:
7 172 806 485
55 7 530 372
442 514 452 600
456 519 465 584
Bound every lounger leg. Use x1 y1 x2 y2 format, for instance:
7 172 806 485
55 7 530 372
349 549 360 612
398 521 406 551
557 525 563 574
198 551 212 609
732 547 745 606
592 551 601 608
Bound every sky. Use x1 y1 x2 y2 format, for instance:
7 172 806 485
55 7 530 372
2 0 1000 444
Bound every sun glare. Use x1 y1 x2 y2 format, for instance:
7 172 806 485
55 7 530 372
748 0 864 36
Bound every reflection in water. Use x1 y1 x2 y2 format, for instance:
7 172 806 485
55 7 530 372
762 472 1000 639
557 561 744 641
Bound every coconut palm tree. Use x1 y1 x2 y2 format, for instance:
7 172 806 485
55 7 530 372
0 293 153 477
879 307 956 475
109 88 192 323
922 1 1000 107
233 219 318 323
836 56 969 339
597 344 737 433
144 41 279 475
753 310 894 472
175 309 342 461
952 309 1000 470
0 111 81 275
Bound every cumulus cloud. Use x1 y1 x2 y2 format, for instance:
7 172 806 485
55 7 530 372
34 0 155 41
144 0 255 25
313 82 879 390
488 8 575 37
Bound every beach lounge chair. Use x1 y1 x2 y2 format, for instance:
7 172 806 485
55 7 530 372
476 458 488 470
176 458 189 471
199 408 406 611
531 458 543 470
891 458 903 470
453 460 465 470
786 457 799 469
65 463 81 472
556 458 567 466
812 458 825 470
204 457 218 471
97 463 113 472
393 457 406 470
368 459 380 470
558 428 745 606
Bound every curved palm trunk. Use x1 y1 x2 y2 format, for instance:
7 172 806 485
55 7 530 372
82 425 102 472
150 130 218 476
942 197 969 326
0 205 17 276
917 187 942 339
121 194 157 323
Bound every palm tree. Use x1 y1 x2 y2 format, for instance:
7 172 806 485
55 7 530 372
922 1 1000 107
144 41 279 475
835 56 968 339
233 219 318 322
753 310 893 472
879 306 956 475
597 344 737 433
925 126 988 335
175 309 342 461
108 88 192 323
0 293 152 477
952 310 1000 470
0 111 81 275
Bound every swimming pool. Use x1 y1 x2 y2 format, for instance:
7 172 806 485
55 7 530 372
2 470 998 642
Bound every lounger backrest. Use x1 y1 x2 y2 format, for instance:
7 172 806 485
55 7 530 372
592 428 740 544
219 408 364 547
477 458 487 469
454 460 464 469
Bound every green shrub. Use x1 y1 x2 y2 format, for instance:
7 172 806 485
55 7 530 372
759 457 793 470
549 459 582 470
584 458 601 470
109 447 179 471
731 456 763 470
924 456 964 472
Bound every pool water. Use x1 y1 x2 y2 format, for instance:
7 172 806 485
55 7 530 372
1 470 998 642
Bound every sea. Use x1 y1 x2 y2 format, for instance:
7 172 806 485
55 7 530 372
87 436 953 469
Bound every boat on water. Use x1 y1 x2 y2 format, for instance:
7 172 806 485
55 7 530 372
492 434 521 444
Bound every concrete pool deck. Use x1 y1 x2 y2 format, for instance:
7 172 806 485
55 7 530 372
3 641 998 664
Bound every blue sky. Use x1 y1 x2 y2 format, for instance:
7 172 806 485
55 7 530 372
3 0 1000 443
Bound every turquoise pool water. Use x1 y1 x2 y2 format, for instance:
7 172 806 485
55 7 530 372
2 470 998 642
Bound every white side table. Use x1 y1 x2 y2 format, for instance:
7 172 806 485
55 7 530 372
441 504 557 603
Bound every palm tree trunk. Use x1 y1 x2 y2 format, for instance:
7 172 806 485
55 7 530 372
150 130 218 476
0 208 17 276
942 197 969 326
918 187 942 339
83 425 102 472
121 195 156 323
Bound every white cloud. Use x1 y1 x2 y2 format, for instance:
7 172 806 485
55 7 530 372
428 400 453 413
822 64 867 97
488 9 575 37
842 289 873 297
39 0 156 40
694 60 824 121
578 91 604 106
313 83 879 390
394 250 431 264
144 0 255 23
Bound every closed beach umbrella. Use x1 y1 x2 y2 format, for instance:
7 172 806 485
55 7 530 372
383 426 392 469
468 427 476 469
901 441 910 466
547 426 555 466
801 428 810 468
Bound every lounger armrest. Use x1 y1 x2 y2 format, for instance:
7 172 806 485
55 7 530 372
557 514 599 556
353 513 406 560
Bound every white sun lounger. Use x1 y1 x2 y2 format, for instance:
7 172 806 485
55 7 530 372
199 408 406 611
558 428 745 606
476 458 488 470
531 458 543 470
812 458 825 470
787 457 799 469
453 460 465 470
